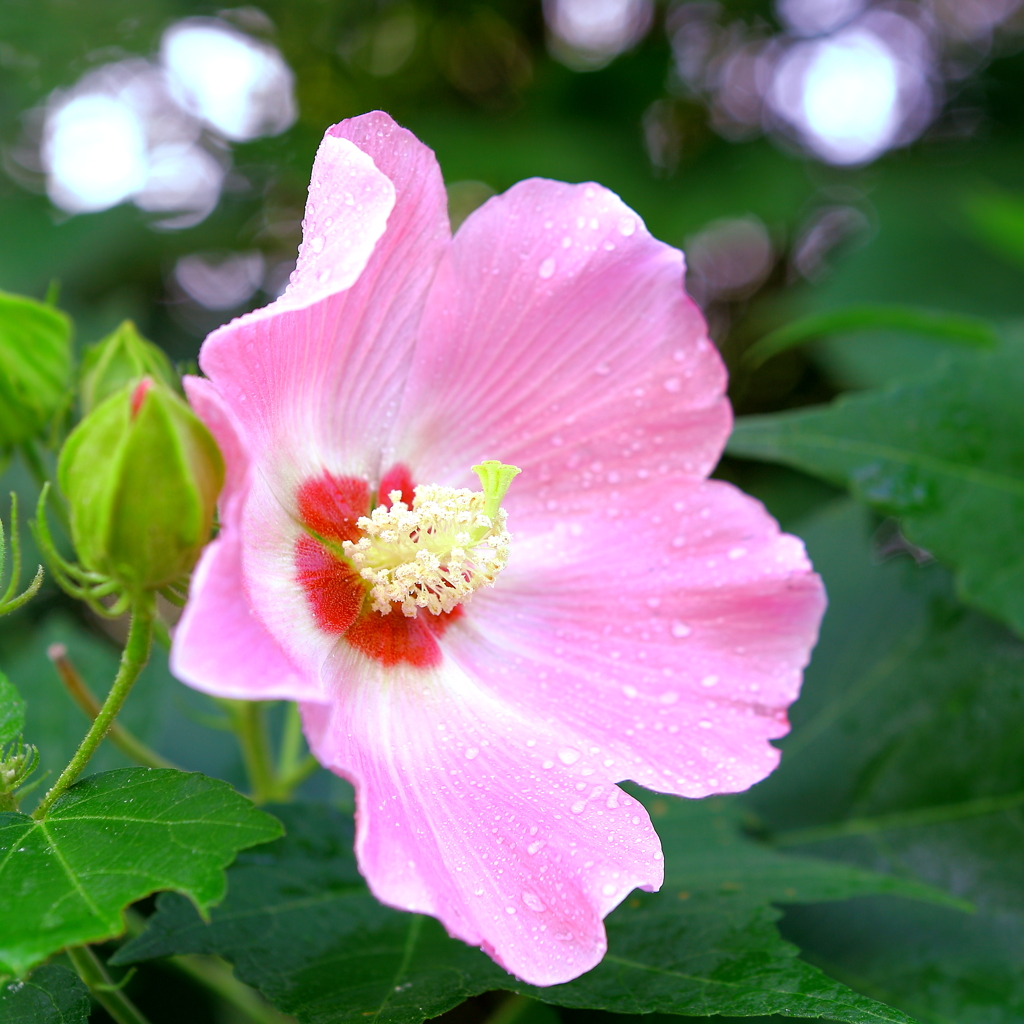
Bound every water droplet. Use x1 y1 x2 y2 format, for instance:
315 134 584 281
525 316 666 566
527 840 545 855
558 748 581 765
671 622 692 638
602 883 617 896
318 269 330 284
618 216 636 236
622 685 637 699
505 906 517 914
664 377 681 392
523 891 546 912
570 800 587 814
701 675 718 687
310 235 325 253
699 720 713 728
465 747 479 760
538 257 556 279
660 691 678 704
728 547 747 559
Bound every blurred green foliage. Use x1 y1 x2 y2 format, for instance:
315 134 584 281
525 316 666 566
5 1 1024 1023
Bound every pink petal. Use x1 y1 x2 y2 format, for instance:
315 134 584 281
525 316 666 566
390 179 729 497
300 658 663 987
172 375 321 700
449 479 826 799
182 376 249 524
200 112 450 490
171 525 321 701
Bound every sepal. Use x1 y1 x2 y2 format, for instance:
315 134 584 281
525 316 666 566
79 320 178 415
57 378 224 594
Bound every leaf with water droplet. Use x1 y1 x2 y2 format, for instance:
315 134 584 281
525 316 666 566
0 964 90 1024
727 339 1024 635
0 767 281 977
116 799 948 1023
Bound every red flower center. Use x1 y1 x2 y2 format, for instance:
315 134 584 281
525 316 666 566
294 466 461 668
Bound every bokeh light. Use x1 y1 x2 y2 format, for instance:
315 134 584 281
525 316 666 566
43 94 148 214
34 17 295 226
544 0 653 69
161 19 296 143
770 26 903 164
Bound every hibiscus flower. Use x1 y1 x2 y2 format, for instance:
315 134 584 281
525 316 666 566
171 111 826 986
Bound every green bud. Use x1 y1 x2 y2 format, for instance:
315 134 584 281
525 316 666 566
58 378 225 592
0 289 72 447
79 320 178 415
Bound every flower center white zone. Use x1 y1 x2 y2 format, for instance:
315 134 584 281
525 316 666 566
343 461 519 618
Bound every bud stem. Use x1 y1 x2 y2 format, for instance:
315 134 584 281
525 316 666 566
66 945 153 1024
33 594 155 818
47 643 177 771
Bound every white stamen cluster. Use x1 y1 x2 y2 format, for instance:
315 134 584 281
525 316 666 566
342 484 512 617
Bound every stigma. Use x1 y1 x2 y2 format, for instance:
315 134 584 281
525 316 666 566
342 461 520 618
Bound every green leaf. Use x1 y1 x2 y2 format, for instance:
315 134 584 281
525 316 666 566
0 674 24 747
116 800 941 1024
0 291 72 448
744 305 998 370
0 965 90 1024
746 500 1024 1023
0 766 282 977
727 342 1024 634
964 187 1024 273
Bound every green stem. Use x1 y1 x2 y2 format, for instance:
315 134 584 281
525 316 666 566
48 643 177 770
170 954 295 1024
772 790 1024 848
66 945 153 1024
223 700 276 804
33 595 155 818
277 702 304 782
482 994 539 1024
19 441 70 532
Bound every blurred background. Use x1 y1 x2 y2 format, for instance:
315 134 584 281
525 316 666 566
4 0 1024 411
5 3 1024 1022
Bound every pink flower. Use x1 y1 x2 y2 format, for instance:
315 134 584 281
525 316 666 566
171 111 826 986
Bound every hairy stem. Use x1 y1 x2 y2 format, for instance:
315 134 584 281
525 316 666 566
47 643 177 770
66 945 153 1024
33 595 155 818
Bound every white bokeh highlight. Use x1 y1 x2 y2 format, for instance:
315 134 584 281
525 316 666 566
162 20 296 142
38 17 295 225
768 14 932 166
544 0 653 69
43 94 148 213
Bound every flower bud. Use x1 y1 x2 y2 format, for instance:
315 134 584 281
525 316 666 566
58 378 224 592
79 320 177 415
0 289 72 447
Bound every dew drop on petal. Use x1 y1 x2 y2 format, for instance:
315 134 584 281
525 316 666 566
539 257 556 279
310 235 325 253
523 891 546 912
671 622 692 638
465 747 479 759
618 216 636 236
558 747 581 765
